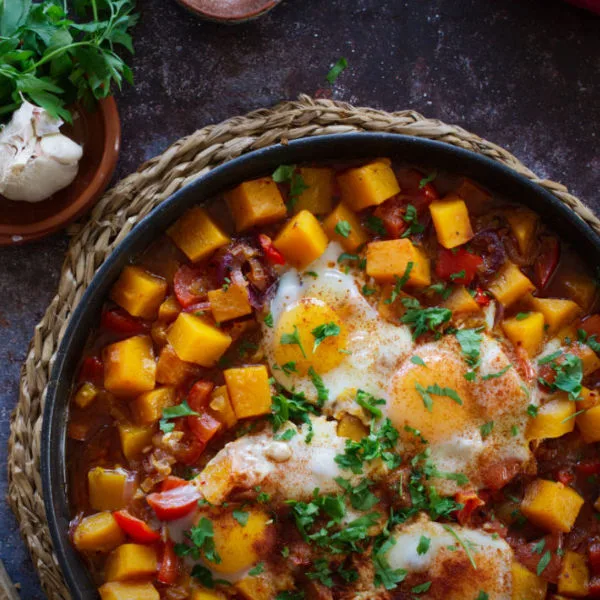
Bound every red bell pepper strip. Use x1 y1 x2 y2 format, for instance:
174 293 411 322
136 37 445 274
589 542 600 575
258 234 285 265
534 236 560 289
589 574 600 598
556 469 575 486
187 412 222 445
579 314 600 338
576 460 600 476
100 308 148 335
113 510 161 544
173 264 210 308
147 484 201 521
78 356 104 385
395 168 440 202
160 476 190 492
188 380 215 412
454 491 484 525
435 248 483 285
473 287 491 306
157 539 179 585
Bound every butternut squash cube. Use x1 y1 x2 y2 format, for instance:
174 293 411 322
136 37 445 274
224 365 272 419
502 312 545 357
557 550 589 597
505 209 538 254
577 386 599 411
208 385 238 429
191 589 226 600
511 562 547 600
226 177 287 232
526 296 580 335
322 202 368 252
167 207 230 262
208 283 253 323
337 414 368 442
573 342 600 376
74 512 125 552
521 479 584 532
134 387 176 424
337 161 400 211
99 582 160 600
443 286 480 314
156 345 197 386
293 167 335 215
118 422 156 460
167 313 232 367
576 405 600 443
103 336 156 397
429 194 474 249
110 266 167 320
105 543 157 582
273 210 328 270
235 573 282 600
488 262 535 307
559 273 598 310
74 382 99 408
88 467 129 511
526 396 575 440
197 456 233 505
158 296 181 322
366 238 431 287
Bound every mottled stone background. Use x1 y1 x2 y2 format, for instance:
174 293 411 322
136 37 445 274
1 0 598 597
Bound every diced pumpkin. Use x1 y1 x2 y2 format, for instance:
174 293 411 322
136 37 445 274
322 202 368 252
526 396 575 440
577 405 600 443
526 296 580 335
191 589 227 600
273 210 329 270
118 422 156 460
156 345 197 386
88 467 129 511
337 160 400 211
208 283 253 323
293 167 335 215
366 238 431 287
224 365 272 419
511 561 548 600
576 386 599 411
99 582 160 600
105 543 157 582
488 262 535 307
337 414 368 442
502 312 545 357
197 456 233 505
208 509 273 574
429 194 474 249
103 336 156 396
134 387 176 424
168 207 230 262
73 512 125 552
557 550 589 597
377 287 411 322
235 571 292 600
110 266 168 320
572 342 600 376
208 385 238 429
505 208 538 255
167 313 232 367
559 273 597 310
520 479 584 532
225 177 287 232
150 321 169 348
74 382 99 408
157 296 181 322
443 286 480 314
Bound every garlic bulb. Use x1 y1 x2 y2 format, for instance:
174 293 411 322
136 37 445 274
0 100 83 203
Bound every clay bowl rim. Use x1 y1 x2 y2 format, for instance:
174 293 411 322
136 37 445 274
174 0 282 23
0 96 121 246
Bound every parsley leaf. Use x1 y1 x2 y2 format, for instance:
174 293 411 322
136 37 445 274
264 312 274 327
311 322 340 353
536 550 552 576
416 383 463 412
442 525 477 569
326 57 348 84
308 366 328 406
417 535 431 555
419 171 437 188
411 355 427 367
232 509 249 526
401 204 425 238
176 518 221 565
160 400 199 433
356 389 386 417
373 537 407 590
270 391 318 432
272 164 308 209
248 562 265 576
516 312 530 320
385 262 414 304
527 404 539 417
401 299 452 339
481 364 512 380
479 421 494 439
456 328 483 369
412 581 432 593
276 592 305 600
281 325 307 358
365 215 387 236
334 220 352 238
336 477 379 511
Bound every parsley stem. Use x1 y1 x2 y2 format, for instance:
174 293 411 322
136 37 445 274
25 41 96 73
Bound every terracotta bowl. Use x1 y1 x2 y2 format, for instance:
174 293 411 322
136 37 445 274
175 0 282 23
0 97 121 246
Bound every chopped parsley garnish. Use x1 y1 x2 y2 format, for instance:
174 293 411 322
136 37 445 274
538 351 583 400
516 312 530 320
511 425 519 437
373 537 407 590
362 284 376 296
385 262 413 304
355 389 386 418
335 477 379 511
538 350 562 365
281 361 297 375
365 215 387 236
305 270 318 278
248 562 265 576
232 509 249 527
419 171 437 188
442 525 477 569
578 329 600 353
479 421 494 439
456 328 483 370
276 592 305 600
476 592 489 600
527 404 539 417
160 400 198 433
481 364 512 380
427 282 453 299
272 164 309 209
275 428 297 441
417 535 431 555
264 312 274 327
280 325 307 358
326 57 348 84
270 390 318 433
450 269 466 281
190 564 229 588
532 538 546 554
222 276 231 291
308 366 328 406
175 518 221 565
335 220 352 238
401 298 452 339
411 355 427 367
338 252 359 263
401 204 425 238
311 322 341 352
412 581 432 593
415 383 463 412
536 550 552 575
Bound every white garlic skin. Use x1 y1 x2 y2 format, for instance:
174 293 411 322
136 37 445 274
0 101 83 203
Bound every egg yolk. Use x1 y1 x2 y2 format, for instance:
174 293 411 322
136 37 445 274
390 351 479 443
274 298 347 375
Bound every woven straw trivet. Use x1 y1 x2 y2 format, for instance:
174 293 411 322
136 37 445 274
7 95 600 600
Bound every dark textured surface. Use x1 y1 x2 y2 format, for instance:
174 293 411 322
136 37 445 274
0 0 598 597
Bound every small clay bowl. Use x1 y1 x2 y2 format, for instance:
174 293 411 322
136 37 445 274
175 0 282 23
0 97 121 246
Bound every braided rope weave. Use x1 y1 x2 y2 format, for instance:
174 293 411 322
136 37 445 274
7 95 600 599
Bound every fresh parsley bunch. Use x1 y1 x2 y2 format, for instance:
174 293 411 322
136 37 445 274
0 0 138 121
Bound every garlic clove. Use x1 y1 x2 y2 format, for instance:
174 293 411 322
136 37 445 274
40 133 84 165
